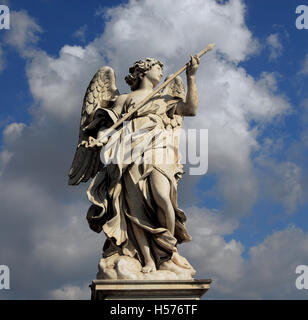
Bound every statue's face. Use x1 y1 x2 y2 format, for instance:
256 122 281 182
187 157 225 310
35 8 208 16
144 63 163 87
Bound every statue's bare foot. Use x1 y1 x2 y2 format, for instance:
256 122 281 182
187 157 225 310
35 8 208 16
142 261 156 273
171 251 194 270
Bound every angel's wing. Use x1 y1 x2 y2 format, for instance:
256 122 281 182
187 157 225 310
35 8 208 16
161 75 185 124
162 75 185 100
68 66 120 185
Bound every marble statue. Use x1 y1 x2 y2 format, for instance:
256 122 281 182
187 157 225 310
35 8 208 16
68 46 214 280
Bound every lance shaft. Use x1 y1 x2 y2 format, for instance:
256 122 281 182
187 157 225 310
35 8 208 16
100 43 215 140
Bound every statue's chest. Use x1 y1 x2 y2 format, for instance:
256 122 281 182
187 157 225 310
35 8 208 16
125 96 168 116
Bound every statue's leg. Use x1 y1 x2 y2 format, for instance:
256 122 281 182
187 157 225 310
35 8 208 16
124 167 157 273
149 168 175 235
130 222 156 273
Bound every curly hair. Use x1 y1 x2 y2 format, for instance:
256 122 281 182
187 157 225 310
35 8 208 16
125 58 164 91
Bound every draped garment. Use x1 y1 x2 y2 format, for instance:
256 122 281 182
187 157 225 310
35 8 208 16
86 93 192 267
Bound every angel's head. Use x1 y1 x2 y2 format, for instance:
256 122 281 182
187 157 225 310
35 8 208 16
125 58 164 91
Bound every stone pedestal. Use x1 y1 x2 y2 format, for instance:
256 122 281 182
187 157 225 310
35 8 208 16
90 279 212 300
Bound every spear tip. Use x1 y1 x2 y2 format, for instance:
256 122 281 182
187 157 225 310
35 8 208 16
197 43 216 58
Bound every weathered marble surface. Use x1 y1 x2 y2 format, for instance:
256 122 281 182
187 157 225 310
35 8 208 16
90 279 212 300
97 253 196 280
69 53 204 280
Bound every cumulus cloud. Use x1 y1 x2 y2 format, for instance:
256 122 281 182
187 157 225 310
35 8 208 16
261 160 302 213
98 0 258 67
0 149 12 175
0 177 101 299
281 100 308 208
3 122 26 143
255 135 303 214
0 0 302 299
181 207 244 285
266 33 283 61
49 207 308 300
4 10 42 57
48 283 90 300
73 25 88 42
182 207 308 299
0 123 26 174
238 225 308 299
26 44 104 120
196 67 290 214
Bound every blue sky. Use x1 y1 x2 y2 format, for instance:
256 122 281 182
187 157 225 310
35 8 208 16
1 0 308 299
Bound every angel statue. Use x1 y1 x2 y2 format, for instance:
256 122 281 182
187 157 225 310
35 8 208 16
68 52 204 280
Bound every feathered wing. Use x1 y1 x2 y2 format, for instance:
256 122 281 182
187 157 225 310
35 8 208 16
68 66 120 185
161 75 185 122
162 75 185 100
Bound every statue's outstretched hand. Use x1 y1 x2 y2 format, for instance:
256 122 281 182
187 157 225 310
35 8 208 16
186 55 200 77
96 129 110 146
85 130 109 148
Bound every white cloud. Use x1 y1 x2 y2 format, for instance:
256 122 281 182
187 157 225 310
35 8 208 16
98 0 259 67
240 225 308 299
26 44 104 120
73 25 88 42
182 207 308 299
181 207 244 286
287 100 308 165
0 123 26 174
46 222 308 299
189 65 290 215
31 207 101 274
48 284 90 300
3 122 26 143
266 33 283 61
0 150 12 175
0 177 100 299
256 139 303 214
4 10 42 57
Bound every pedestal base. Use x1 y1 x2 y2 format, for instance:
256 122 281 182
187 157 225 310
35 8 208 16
90 279 212 300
